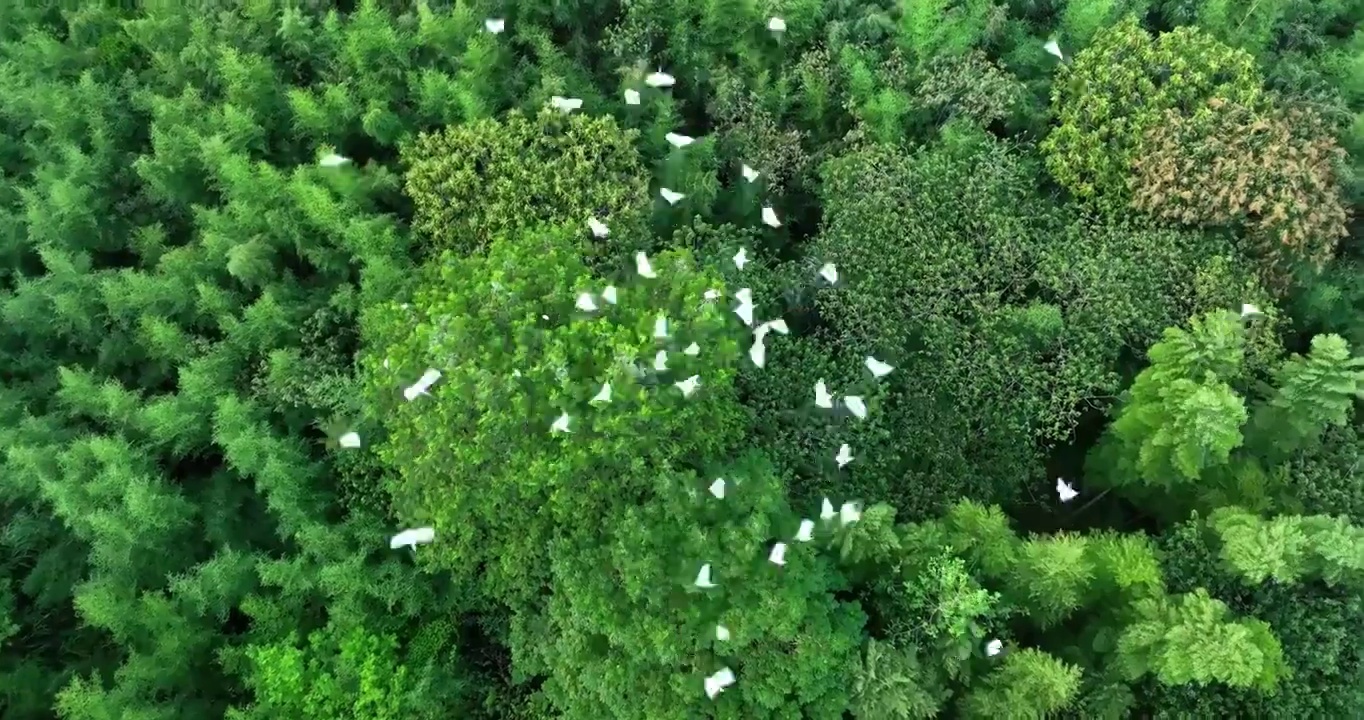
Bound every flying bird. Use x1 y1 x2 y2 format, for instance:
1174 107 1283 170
666 132 695 148
676 375 701 397
749 338 767 368
986 639 1003 657
602 286 618 304
1044 38 1063 60
319 152 350 168
703 289 721 301
1241 303 1261 318
821 497 836 521
836 443 853 468
403 368 441 401
590 383 612 404
840 502 861 525
769 542 787 566
761 206 781 228
704 667 735 699
338 431 361 449
660 188 686 205
843 395 867 419
763 318 789 335
735 301 755 326
684 342 700 356
484 18 505 33
550 95 583 113
741 164 760 182
1056 477 1079 502
733 247 749 270
768 16 787 32
551 413 572 434
795 519 814 542
575 292 598 312
865 356 894 378
654 314 669 338
818 262 838 284
588 218 609 237
814 380 833 408
709 478 725 499
390 527 435 550
636 252 657 278
716 625 731 641
695 563 716 588
624 88 641 105
654 350 669 371
645 71 675 88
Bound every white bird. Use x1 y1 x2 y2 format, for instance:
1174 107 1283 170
660 188 686 205
768 16 787 32
590 383 612 404
814 380 833 409
709 478 725 499
602 286 618 304
654 350 669 371
986 639 1003 657
795 519 815 542
818 262 838 284
645 71 675 88
484 18 505 33
734 288 753 305
703 289 721 301
769 542 787 566
588 218 609 238
763 318 789 335
716 624 731 641
749 337 767 368
695 563 716 588
1056 477 1079 503
551 413 572 434
836 443 853 468
390 527 435 550
735 301 755 326
338 431 362 449
624 88 641 105
762 206 781 228
1044 38 1063 60
319 152 350 168
403 368 442 401
550 95 583 113
1241 303 1261 318
575 292 598 312
684 342 700 356
843 395 867 419
654 314 669 338
733 247 749 270
666 132 695 148
865 356 894 378
741 164 760 182
820 498 836 521
636 252 657 278
676 375 701 397
840 502 861 525
704 667 735 699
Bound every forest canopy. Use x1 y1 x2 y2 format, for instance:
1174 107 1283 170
0 1 1361 718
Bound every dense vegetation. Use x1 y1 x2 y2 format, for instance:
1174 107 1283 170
1 1 1361 717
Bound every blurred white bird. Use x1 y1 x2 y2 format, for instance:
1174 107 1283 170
821 498 836 521
485 18 505 33
684 342 700 356
840 502 861 525
676 375 701 396
319 152 350 168
836 443 853 468
636 252 657 278
704 667 735 699
764 318 789 335
735 301 755 326
866 356 894 378
624 88 641 105
734 288 752 305
390 527 435 550
575 293 598 312
603 286 618 304
749 337 767 368
654 314 669 338
551 413 572 434
338 431 361 449
403 368 441 401
716 625 731 641
590 383 612 404
654 350 669 371
768 16 787 32
769 542 787 565
666 132 695 148
709 478 725 499
645 71 675 88
704 289 721 301
986 639 1003 657
795 519 815 542
695 563 716 588
818 262 838 284
1057 477 1079 502
843 395 867 419
733 247 749 270
550 95 583 113
588 218 609 237
660 188 686 205
814 380 833 408
762 206 781 228
1241 303 1262 318
741 164 760 182
1044 38 1063 60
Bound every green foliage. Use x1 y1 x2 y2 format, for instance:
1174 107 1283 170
1208 507 1364 589
958 648 1082 717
